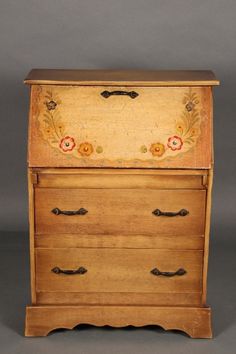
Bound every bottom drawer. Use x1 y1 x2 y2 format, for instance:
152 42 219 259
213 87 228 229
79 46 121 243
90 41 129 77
36 248 203 305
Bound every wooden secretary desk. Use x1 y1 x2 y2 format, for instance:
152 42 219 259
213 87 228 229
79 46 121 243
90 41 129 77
24 69 219 337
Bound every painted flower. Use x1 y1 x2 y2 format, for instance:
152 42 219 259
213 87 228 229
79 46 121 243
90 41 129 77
150 143 165 157
78 142 94 156
140 145 148 153
46 100 57 110
183 92 199 112
185 101 195 112
167 136 183 151
96 146 103 154
57 123 65 136
189 127 200 137
175 123 184 135
44 126 54 138
59 136 76 152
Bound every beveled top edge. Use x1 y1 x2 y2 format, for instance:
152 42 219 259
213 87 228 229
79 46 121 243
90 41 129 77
24 69 220 86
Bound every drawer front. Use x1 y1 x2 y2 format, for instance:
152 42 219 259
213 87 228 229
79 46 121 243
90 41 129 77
29 85 212 168
36 169 206 190
35 188 206 236
36 248 203 295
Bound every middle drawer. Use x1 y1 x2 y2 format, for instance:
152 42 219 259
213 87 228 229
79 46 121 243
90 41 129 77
35 188 206 236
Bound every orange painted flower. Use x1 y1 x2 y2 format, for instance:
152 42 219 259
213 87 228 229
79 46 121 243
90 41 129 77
150 143 165 157
78 142 94 156
167 135 183 151
59 136 76 152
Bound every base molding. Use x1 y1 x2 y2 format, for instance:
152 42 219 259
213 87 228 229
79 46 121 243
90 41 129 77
25 305 212 338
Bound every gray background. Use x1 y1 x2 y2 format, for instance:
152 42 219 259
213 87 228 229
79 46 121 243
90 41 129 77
0 0 235 353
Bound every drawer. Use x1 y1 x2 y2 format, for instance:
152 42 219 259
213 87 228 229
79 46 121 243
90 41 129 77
35 248 203 299
29 85 212 168
35 188 206 236
36 169 207 189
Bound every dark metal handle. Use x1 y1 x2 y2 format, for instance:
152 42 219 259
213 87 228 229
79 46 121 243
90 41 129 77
152 208 189 217
51 207 88 216
51 266 87 275
101 90 139 99
150 268 187 277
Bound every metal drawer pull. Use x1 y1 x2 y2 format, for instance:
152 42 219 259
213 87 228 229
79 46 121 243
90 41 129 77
152 208 189 217
51 207 88 216
51 266 87 275
150 268 187 277
101 90 139 99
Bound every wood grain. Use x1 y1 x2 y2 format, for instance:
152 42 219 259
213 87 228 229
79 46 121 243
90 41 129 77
25 305 212 338
202 168 214 304
24 69 219 86
37 172 205 189
34 168 208 176
36 291 202 306
35 188 206 236
28 170 36 303
35 248 203 294
35 234 204 250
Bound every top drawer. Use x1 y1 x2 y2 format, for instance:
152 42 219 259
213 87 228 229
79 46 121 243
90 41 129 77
28 85 212 168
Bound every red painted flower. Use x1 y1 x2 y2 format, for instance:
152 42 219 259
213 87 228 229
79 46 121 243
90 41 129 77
167 135 183 151
59 136 76 152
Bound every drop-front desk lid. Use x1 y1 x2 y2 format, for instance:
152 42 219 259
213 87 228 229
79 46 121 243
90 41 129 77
25 69 219 168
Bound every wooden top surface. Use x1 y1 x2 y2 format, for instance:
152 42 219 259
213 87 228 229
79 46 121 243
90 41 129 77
24 69 219 86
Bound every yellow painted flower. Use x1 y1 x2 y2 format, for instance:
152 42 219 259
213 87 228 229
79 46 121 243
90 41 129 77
175 123 184 135
140 145 148 153
78 142 94 156
189 127 200 137
150 143 165 157
96 146 103 154
44 126 53 137
57 123 65 136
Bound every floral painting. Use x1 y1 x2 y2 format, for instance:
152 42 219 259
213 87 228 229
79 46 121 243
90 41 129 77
36 87 203 162
40 90 96 158
148 88 202 159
